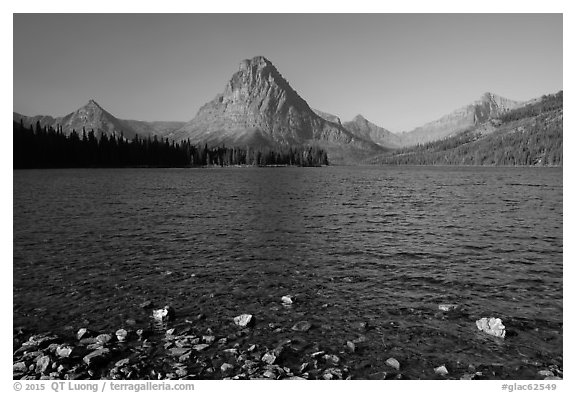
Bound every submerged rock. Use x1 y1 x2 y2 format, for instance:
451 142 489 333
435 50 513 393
385 357 400 370
346 341 356 352
438 304 460 312
291 321 312 332
476 317 506 338
233 314 254 328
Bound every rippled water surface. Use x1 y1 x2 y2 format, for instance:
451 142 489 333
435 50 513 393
13 166 562 378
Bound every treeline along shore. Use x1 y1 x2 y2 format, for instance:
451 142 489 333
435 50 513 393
13 121 329 169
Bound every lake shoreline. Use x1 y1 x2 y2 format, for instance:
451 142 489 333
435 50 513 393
13 317 563 381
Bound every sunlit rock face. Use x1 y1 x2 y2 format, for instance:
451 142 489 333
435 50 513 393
171 56 381 156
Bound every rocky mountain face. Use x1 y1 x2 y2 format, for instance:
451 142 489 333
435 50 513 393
58 100 139 138
313 109 342 126
398 92 523 146
171 56 384 162
342 114 403 148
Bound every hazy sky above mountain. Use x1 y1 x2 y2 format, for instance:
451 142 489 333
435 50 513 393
13 14 562 132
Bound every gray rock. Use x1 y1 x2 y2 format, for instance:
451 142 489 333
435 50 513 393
139 300 153 309
202 335 216 344
221 363 234 376
95 334 113 345
233 314 254 327
385 357 400 370
115 358 130 368
35 355 51 374
169 347 191 357
262 352 277 365
115 329 128 342
55 345 75 358
193 344 210 351
76 328 93 341
476 317 506 338
538 370 555 377
346 341 356 352
83 348 111 367
323 367 343 380
291 321 312 332
13 362 27 373
224 348 239 355
323 354 340 365
368 371 388 380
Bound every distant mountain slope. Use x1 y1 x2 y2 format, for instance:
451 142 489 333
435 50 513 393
14 100 139 139
342 114 403 148
370 91 562 166
122 119 186 138
14 102 186 140
398 92 524 146
58 100 139 138
171 56 385 163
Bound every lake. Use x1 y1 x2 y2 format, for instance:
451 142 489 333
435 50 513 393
13 166 563 379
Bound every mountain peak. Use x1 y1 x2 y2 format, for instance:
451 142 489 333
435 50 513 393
86 99 103 109
353 114 367 122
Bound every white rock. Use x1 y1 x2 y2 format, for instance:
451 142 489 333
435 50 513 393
476 317 506 338
281 295 293 305
434 365 449 376
152 306 175 321
115 329 128 342
233 314 253 327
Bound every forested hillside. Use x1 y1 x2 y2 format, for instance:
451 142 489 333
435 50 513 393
371 91 562 166
13 121 329 169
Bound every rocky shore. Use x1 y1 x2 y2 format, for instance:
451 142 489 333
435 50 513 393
13 305 563 380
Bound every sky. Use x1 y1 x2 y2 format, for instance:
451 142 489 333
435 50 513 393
13 13 562 133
